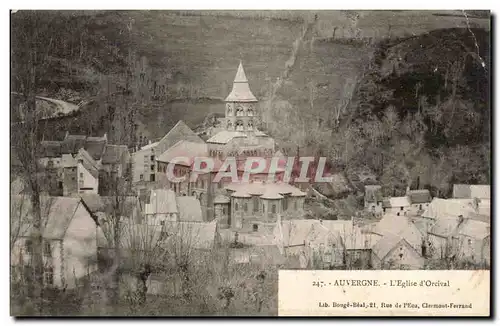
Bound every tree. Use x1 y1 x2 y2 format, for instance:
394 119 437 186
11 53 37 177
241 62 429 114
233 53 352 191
10 10 59 314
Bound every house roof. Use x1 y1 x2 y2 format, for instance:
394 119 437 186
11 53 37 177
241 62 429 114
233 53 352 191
365 185 382 202
206 130 247 144
429 216 462 238
101 145 129 164
470 185 490 199
145 189 177 215
79 193 105 213
389 196 411 207
13 196 86 239
453 184 491 199
176 196 203 222
371 233 408 260
61 135 87 154
61 153 78 168
408 189 431 204
457 219 490 240
372 214 423 251
422 198 476 220
76 148 99 178
140 141 160 151
84 138 107 161
156 120 205 154
224 62 258 102
156 140 208 166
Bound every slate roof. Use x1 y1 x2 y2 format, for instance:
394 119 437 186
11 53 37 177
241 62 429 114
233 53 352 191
453 184 491 199
428 216 462 238
156 120 205 155
145 189 178 215
61 153 78 168
176 196 203 222
457 219 490 240
372 214 423 251
408 189 431 204
84 138 107 161
371 233 407 260
156 140 208 166
101 145 129 164
206 130 247 144
76 148 99 178
389 196 411 208
224 62 258 102
422 198 476 220
79 193 104 213
13 196 87 239
365 185 383 203
61 135 87 154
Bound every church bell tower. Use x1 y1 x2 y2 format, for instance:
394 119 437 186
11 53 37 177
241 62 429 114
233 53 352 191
224 61 258 133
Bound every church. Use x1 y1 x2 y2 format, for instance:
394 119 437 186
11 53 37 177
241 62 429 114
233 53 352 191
152 62 306 227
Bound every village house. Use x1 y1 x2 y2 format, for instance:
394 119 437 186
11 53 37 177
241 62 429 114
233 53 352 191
383 196 412 216
407 188 432 215
131 120 204 187
138 189 204 224
10 196 99 289
455 218 490 266
38 132 131 196
370 233 424 270
364 185 383 215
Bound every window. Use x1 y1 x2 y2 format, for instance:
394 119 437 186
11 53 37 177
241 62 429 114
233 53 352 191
294 201 298 210
253 197 259 212
235 203 239 211
160 221 165 226
419 204 422 210
400 206 404 211
43 242 51 256
80 173 83 178
243 203 248 212
44 266 54 286
236 120 244 131
151 165 155 171
150 174 155 182
72 177 76 181
283 197 288 210
78 159 83 165
271 204 276 214
253 224 258 232
25 240 33 254
222 207 227 215
140 174 144 181
151 155 155 162
247 106 254 116
263 204 265 212
47 160 54 168
468 239 472 246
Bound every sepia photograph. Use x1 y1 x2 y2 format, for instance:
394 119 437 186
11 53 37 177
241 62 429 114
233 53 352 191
9 9 491 317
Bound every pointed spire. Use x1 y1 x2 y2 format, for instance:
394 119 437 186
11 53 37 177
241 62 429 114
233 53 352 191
225 61 257 102
234 60 248 83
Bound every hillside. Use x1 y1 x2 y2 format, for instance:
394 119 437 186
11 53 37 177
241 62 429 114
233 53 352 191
10 10 490 142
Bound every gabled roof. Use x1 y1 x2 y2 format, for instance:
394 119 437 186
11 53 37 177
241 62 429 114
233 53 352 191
422 198 476 220
76 148 99 178
101 145 129 164
61 153 78 168
224 62 258 102
371 233 409 260
84 138 107 161
453 184 491 199
457 219 490 240
156 120 205 155
156 140 208 166
408 189 431 204
176 196 203 222
61 135 87 154
428 216 462 238
145 189 177 215
389 196 411 207
206 130 247 144
372 214 423 251
13 196 88 239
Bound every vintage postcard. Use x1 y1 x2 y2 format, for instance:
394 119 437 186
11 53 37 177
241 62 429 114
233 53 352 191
10 10 491 317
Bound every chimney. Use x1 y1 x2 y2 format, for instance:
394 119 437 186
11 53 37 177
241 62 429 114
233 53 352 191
406 185 411 195
148 139 152 145
103 133 107 141
64 131 69 140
